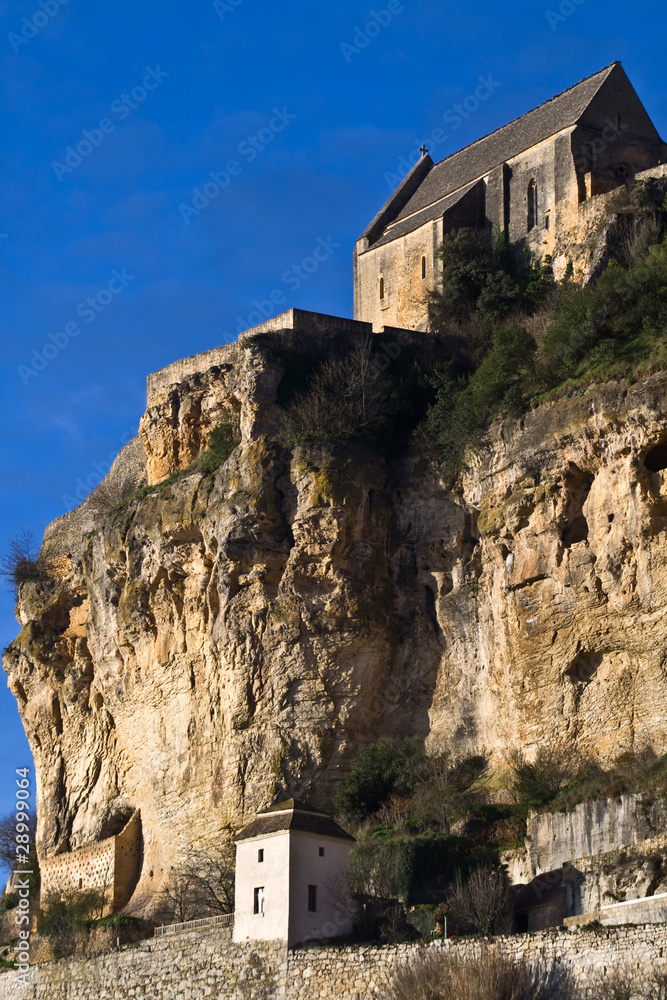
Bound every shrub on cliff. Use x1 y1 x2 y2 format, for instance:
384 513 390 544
335 738 425 822
336 740 488 831
278 339 392 445
429 227 553 326
508 747 581 815
539 236 667 384
422 227 667 482
0 530 41 594
419 324 537 479
194 420 239 474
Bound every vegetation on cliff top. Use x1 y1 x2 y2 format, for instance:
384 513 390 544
253 177 667 483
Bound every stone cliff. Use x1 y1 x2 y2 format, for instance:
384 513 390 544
5 320 667 913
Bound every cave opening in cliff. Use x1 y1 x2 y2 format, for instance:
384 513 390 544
560 465 595 548
644 443 667 473
98 807 136 841
566 650 603 684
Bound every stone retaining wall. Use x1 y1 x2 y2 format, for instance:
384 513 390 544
3 923 667 999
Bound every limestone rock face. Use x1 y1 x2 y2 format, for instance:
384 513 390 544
5 333 667 913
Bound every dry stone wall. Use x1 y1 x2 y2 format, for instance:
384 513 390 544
2 925 667 1000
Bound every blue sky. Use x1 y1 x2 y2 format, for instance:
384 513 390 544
0 0 665 831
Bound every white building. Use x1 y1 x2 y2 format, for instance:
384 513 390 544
233 799 355 948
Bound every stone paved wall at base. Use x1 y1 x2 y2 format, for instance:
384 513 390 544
2 924 667 999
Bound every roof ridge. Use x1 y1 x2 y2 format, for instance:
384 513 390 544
431 62 619 173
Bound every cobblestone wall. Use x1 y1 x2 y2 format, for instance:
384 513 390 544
2 923 667 999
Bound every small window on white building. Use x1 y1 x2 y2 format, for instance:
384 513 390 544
258 849 264 863
254 887 265 914
308 884 318 913
379 276 385 300
319 846 325 857
78 878 83 889
421 255 426 279
545 212 550 230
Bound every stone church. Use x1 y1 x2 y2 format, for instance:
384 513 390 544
354 62 666 332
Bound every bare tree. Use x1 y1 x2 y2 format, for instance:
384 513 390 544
279 338 388 443
323 869 359 927
1 530 40 592
85 470 141 515
157 844 235 924
447 865 514 936
411 752 487 833
184 845 235 915
0 811 37 876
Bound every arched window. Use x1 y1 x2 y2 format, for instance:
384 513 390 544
527 179 538 232
379 276 385 300
421 255 426 279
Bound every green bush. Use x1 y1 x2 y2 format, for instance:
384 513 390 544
422 224 667 482
429 227 552 332
420 324 536 480
508 746 667 817
539 239 667 385
194 421 239 474
335 738 425 822
410 752 488 834
350 830 469 904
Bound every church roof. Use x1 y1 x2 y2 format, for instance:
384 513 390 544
361 63 619 250
235 799 355 843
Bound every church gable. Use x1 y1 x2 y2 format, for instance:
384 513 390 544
365 63 618 249
354 63 666 333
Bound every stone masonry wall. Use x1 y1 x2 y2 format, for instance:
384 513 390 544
3 924 667 999
39 811 142 917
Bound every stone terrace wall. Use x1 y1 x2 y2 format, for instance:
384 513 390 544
0 927 287 1000
145 308 372 406
3 924 667 999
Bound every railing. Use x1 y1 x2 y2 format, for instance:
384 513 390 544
154 912 234 937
